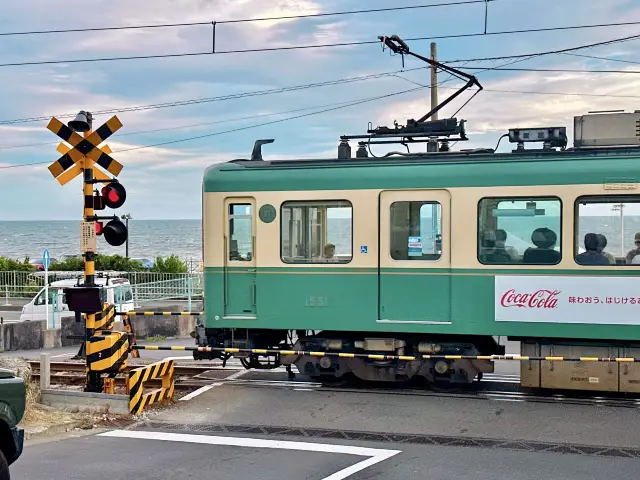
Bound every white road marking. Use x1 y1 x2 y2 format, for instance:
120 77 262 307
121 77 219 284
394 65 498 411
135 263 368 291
179 368 250 401
179 384 218 401
100 430 401 480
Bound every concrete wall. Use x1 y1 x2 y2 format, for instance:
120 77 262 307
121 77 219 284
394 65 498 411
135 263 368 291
130 314 197 339
1 319 46 351
0 308 199 351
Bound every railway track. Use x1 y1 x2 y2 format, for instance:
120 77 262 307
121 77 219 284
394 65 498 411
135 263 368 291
29 361 640 408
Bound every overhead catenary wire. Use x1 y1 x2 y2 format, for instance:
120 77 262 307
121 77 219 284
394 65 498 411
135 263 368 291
443 33 640 63
0 98 411 151
3 31 638 127
0 85 427 169
0 1 494 36
0 66 427 125
2 19 640 68
456 66 640 73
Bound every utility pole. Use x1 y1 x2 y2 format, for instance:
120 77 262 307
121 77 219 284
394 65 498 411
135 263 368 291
121 213 132 258
430 42 438 121
427 42 439 152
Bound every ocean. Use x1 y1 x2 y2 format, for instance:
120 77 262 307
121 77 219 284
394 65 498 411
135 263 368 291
0 220 202 264
1 216 638 265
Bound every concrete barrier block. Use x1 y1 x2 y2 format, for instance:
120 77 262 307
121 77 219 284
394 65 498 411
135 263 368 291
43 328 61 349
1 320 45 351
61 315 84 347
178 315 197 337
41 389 130 415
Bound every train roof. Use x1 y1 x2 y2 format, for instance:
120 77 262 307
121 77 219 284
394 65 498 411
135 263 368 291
203 146 640 193
203 111 640 193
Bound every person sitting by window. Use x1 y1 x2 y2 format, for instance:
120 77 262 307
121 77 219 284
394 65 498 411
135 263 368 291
523 227 561 264
576 233 610 265
323 243 336 260
479 231 512 264
495 229 519 259
626 232 640 264
595 234 615 264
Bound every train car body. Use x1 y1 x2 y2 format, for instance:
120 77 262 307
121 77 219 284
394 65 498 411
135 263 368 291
198 111 640 393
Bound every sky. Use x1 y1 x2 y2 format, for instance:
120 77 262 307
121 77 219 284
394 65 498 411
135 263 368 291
1 0 640 220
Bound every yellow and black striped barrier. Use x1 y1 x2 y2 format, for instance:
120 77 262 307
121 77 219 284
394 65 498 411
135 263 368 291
87 330 129 373
127 359 175 415
131 345 640 363
119 311 203 316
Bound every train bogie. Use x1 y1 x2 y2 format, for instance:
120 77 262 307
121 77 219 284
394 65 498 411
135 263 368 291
280 332 500 385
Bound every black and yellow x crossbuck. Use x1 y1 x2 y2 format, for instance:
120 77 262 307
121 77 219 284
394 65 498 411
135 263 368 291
46 115 124 185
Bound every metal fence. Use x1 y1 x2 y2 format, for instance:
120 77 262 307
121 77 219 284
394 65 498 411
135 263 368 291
0 271 204 305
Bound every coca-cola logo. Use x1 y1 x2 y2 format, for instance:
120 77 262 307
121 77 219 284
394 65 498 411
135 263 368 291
500 289 560 309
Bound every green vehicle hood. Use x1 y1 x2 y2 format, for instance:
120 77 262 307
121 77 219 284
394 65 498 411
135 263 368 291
0 369 26 427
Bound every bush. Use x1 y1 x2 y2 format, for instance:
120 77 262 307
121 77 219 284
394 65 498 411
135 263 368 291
49 254 145 272
0 256 35 272
151 255 188 274
49 257 84 271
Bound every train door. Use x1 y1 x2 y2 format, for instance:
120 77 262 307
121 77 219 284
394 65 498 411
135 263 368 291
378 189 452 323
224 198 257 318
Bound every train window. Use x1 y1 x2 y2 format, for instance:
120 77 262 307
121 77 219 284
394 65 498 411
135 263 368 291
477 196 562 265
280 200 352 264
574 195 640 266
390 201 442 261
228 203 253 262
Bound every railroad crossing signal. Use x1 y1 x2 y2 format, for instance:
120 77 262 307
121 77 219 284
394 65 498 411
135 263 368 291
47 115 123 186
46 112 129 247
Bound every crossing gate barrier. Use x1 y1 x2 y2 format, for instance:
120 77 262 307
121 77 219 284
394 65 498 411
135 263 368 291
127 359 176 415
131 345 640 363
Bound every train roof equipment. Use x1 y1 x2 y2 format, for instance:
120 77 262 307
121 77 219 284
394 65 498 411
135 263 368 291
245 35 640 168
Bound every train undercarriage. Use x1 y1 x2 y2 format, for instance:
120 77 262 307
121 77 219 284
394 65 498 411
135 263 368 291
193 324 640 393
194 326 503 386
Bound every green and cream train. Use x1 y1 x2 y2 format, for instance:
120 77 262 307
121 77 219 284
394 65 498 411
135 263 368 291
196 111 640 393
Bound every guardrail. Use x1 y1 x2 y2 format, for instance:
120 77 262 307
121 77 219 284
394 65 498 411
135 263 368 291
0 271 203 302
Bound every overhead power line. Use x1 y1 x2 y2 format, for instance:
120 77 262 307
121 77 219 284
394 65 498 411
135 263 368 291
2 19 640 68
0 86 426 169
0 1 492 37
0 66 426 125
2 31 637 127
561 52 640 66
0 98 407 151
458 66 640 73
444 33 640 63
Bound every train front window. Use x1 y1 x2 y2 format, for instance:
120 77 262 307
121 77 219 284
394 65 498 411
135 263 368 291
229 204 253 262
280 200 352 264
389 201 442 261
477 196 562 265
575 195 640 266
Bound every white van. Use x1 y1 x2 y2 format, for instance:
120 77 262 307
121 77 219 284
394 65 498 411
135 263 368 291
19 276 135 323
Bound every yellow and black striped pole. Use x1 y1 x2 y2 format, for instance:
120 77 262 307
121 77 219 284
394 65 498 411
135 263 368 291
82 128 102 393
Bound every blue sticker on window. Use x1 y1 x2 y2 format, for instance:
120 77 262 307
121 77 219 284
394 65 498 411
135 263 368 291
360 246 368 254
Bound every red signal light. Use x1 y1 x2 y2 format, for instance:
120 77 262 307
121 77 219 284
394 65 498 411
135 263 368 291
95 221 103 235
101 183 126 209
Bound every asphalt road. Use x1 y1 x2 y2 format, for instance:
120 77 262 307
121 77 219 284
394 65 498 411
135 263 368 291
9 332 640 479
11 415 640 479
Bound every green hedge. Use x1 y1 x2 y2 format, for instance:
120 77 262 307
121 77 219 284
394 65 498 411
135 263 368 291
0 254 189 273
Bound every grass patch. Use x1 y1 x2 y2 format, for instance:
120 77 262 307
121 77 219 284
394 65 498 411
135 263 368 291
146 335 167 342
